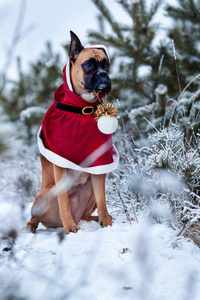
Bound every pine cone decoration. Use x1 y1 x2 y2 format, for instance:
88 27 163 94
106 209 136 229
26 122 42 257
95 102 118 121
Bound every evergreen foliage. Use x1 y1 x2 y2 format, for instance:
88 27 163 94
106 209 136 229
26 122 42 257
161 0 200 96
89 0 163 108
0 42 62 144
89 0 200 139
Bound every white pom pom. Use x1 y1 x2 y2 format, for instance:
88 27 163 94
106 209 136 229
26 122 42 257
97 115 118 134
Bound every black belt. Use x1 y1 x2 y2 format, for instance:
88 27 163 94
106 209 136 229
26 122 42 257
56 102 97 115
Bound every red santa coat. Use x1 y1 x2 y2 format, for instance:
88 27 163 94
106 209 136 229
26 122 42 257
38 46 119 174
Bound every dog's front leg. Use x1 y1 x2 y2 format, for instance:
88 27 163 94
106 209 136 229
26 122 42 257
91 174 113 227
53 164 80 233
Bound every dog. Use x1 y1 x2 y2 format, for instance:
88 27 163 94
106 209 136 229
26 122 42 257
26 31 118 234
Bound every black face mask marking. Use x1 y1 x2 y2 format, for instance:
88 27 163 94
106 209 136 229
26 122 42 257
81 58 111 95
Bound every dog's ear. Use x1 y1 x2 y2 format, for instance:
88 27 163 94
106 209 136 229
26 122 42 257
69 31 84 61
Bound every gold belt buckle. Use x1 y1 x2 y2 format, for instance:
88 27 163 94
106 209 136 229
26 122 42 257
82 106 94 115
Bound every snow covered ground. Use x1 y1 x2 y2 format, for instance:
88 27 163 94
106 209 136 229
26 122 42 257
1 154 200 300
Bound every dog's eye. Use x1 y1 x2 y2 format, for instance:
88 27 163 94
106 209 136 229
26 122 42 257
82 62 94 72
102 59 110 72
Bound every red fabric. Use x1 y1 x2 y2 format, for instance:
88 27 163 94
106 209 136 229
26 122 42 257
41 65 114 168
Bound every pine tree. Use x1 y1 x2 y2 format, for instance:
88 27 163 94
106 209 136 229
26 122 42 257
162 0 200 139
156 0 200 97
0 42 62 145
88 0 171 138
89 0 163 109
89 0 200 140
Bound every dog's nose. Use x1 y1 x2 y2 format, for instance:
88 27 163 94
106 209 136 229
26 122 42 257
97 70 108 78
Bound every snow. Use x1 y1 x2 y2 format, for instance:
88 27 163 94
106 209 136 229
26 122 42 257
1 155 200 300
1 215 200 300
1 0 200 298
155 84 168 95
137 65 152 78
20 106 46 122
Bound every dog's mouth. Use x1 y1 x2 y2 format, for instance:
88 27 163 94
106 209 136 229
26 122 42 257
97 83 108 91
84 70 111 96
85 79 111 96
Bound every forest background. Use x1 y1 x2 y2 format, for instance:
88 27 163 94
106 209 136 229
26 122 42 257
1 1 200 299
1 0 200 237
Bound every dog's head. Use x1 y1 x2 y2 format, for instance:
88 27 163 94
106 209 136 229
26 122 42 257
69 31 111 102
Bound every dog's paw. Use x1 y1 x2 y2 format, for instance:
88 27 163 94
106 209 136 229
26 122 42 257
99 214 113 228
64 223 81 234
26 224 37 234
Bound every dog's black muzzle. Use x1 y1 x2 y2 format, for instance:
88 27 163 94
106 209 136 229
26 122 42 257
84 70 111 96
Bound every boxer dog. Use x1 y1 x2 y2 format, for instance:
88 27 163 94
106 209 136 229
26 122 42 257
26 31 118 234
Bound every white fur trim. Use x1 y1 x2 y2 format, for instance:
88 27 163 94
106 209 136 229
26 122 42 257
66 58 73 91
84 44 110 60
37 127 119 174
